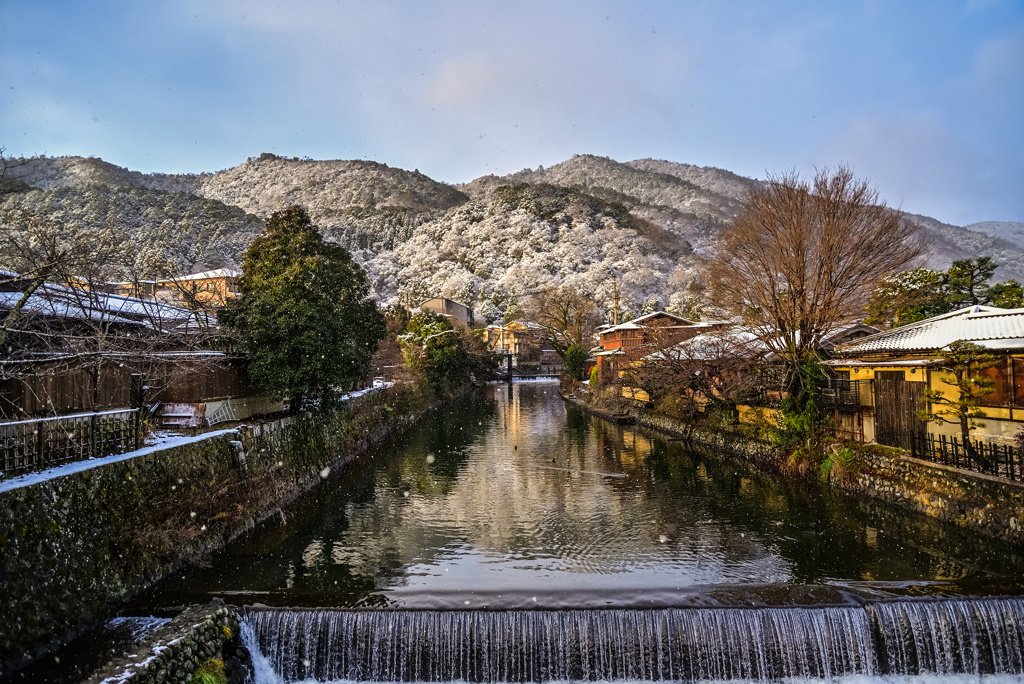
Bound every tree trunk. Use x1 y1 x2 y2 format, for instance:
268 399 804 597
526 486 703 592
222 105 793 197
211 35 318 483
784 357 810 413
960 414 990 469
0 275 47 350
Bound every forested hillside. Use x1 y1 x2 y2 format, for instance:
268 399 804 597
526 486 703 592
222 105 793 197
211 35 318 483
965 221 1024 251
2 152 1020 323
0 181 262 277
195 153 469 252
365 183 698 322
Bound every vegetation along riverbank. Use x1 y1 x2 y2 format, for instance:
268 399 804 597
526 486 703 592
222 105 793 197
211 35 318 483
563 387 1024 548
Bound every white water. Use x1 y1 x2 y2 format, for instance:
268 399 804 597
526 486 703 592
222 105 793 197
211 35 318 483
239 599 1024 683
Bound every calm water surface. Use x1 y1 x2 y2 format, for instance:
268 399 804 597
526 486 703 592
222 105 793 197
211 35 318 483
134 382 1023 609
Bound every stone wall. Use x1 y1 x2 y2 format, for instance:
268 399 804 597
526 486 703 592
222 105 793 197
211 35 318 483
631 407 1024 547
851 451 1024 545
0 383 432 677
82 601 244 684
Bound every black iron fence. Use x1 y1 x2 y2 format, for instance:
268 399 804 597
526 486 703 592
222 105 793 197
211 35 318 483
909 432 1021 482
1 408 140 479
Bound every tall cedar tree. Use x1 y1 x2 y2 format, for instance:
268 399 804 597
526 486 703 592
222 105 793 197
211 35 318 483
708 166 923 411
221 206 385 410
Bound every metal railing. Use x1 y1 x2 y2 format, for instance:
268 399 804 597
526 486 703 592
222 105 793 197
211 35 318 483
1 408 140 479
909 432 1020 482
817 378 870 411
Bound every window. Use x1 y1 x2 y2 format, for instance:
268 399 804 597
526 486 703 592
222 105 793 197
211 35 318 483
980 358 1010 406
1014 358 1024 407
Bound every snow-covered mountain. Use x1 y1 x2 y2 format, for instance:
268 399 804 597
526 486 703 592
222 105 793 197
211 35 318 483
2 153 1020 323
965 221 1024 251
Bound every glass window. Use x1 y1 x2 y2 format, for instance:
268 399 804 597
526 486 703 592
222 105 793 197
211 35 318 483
979 359 1010 406
1014 358 1024 407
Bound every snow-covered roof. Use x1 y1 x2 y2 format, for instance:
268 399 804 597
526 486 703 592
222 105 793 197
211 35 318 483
600 311 696 335
159 268 239 283
836 306 1024 355
652 327 770 362
491 320 544 331
601 321 640 332
0 279 200 332
825 358 941 368
821 322 881 342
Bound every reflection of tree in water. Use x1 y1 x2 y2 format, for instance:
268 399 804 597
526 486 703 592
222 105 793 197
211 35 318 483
139 384 1023 610
563 403 590 452
391 388 497 497
637 437 1024 584
308 389 499 588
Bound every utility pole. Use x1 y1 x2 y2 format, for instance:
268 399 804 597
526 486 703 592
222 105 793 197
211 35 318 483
610 271 619 326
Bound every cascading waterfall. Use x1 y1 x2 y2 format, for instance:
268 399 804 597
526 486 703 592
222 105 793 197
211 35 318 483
240 597 1024 682
870 598 1024 676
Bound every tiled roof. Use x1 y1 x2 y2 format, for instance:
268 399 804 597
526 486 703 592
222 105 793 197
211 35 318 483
161 268 239 282
599 311 695 334
836 306 1024 355
650 327 771 361
0 281 199 332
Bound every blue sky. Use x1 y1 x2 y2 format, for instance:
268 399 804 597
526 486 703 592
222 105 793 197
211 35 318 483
1 0 1022 225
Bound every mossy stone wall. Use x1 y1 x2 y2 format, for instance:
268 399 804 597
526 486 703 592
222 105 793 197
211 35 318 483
0 384 430 677
82 602 244 684
631 407 1024 546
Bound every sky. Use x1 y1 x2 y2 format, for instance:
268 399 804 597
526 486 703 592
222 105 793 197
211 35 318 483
1 1 1022 226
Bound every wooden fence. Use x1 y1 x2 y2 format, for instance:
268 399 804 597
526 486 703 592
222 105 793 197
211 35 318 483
0 364 132 418
1 408 140 479
1 356 252 419
909 432 1021 482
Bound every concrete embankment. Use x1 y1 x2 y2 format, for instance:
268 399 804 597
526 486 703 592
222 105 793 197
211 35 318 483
563 394 1024 547
0 383 434 678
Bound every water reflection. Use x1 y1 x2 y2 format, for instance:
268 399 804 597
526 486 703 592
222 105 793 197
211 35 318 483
135 382 1023 608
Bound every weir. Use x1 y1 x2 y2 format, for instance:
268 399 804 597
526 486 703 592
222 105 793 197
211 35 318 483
241 597 1024 682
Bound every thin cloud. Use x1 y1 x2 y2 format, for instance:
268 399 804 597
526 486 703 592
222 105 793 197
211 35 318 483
2 0 1021 223
821 111 1023 224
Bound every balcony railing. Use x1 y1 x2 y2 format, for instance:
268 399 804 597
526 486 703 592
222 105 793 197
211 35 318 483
818 379 869 411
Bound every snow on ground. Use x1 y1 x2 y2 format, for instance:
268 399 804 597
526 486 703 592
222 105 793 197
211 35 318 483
0 382 399 493
0 428 240 494
338 381 394 401
486 377 561 384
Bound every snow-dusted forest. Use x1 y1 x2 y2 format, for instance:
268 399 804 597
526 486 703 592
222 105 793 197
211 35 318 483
3 152 1023 324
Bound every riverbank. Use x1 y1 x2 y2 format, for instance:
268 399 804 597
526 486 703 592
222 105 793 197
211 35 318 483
562 392 1024 548
0 381 437 678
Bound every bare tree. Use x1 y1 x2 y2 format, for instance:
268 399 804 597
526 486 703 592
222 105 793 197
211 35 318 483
1 203 222 416
526 286 602 359
621 325 765 419
707 166 923 409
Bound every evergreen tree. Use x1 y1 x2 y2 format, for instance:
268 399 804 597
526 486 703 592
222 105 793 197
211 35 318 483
399 311 498 395
918 340 997 465
867 258 1024 328
564 344 589 381
989 279 1024 309
942 257 998 309
864 268 943 328
221 206 385 410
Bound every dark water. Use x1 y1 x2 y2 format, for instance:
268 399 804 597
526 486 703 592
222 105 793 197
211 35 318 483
3 617 170 684
134 382 1023 610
